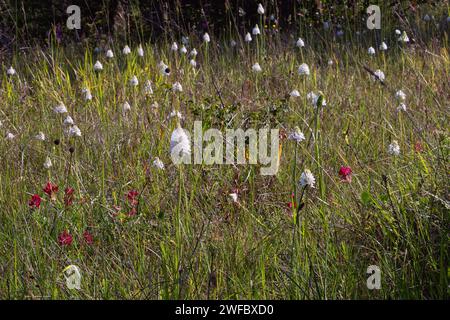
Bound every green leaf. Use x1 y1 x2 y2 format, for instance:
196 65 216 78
361 191 373 206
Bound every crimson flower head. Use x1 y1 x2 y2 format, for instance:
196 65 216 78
64 187 75 206
339 166 352 183
127 190 139 206
28 194 42 209
43 182 58 200
83 230 94 245
58 230 73 246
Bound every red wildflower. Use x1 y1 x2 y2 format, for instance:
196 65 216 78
64 187 75 206
83 230 94 245
414 141 423 153
43 182 58 200
127 207 137 217
127 190 139 206
339 166 352 183
28 194 42 209
58 230 73 246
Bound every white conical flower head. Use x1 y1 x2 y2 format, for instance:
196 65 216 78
328 59 334 66
245 32 252 42
229 193 238 203
307 92 326 107
123 45 131 55
180 45 187 54
388 140 400 156
171 42 178 51
252 25 261 35
368 47 375 55
153 157 165 170
63 115 74 126
296 38 305 48
395 90 406 101
299 169 315 188
54 103 68 114
257 3 265 15
290 89 300 97
190 48 198 57
122 101 131 112
158 61 170 76
5 132 15 140
82 88 92 100
203 33 210 43
93 60 103 71
137 45 144 57
379 41 388 51
395 29 401 35
43 156 52 169
252 63 262 73
68 125 81 137
7 66 16 76
170 127 191 164
172 82 183 92
298 63 310 76
130 75 139 86
373 69 385 82
288 127 305 142
106 49 114 58
35 132 46 141
190 59 197 68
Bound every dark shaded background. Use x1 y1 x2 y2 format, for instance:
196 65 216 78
0 0 443 49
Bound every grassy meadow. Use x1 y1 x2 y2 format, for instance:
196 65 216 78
0 8 449 300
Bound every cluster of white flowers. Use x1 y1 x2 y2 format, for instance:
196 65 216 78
288 127 305 143
298 63 310 76
307 92 326 108
372 69 385 82
252 62 262 73
122 101 131 113
388 140 400 156
82 88 93 101
106 49 114 58
299 169 315 188
296 38 305 48
172 82 183 92
368 47 376 55
252 25 261 35
379 42 388 51
395 90 407 112
123 45 131 55
7 66 16 76
130 75 139 87
158 61 170 76
170 126 191 159
153 157 165 170
54 103 68 114
94 60 103 71
290 89 300 98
